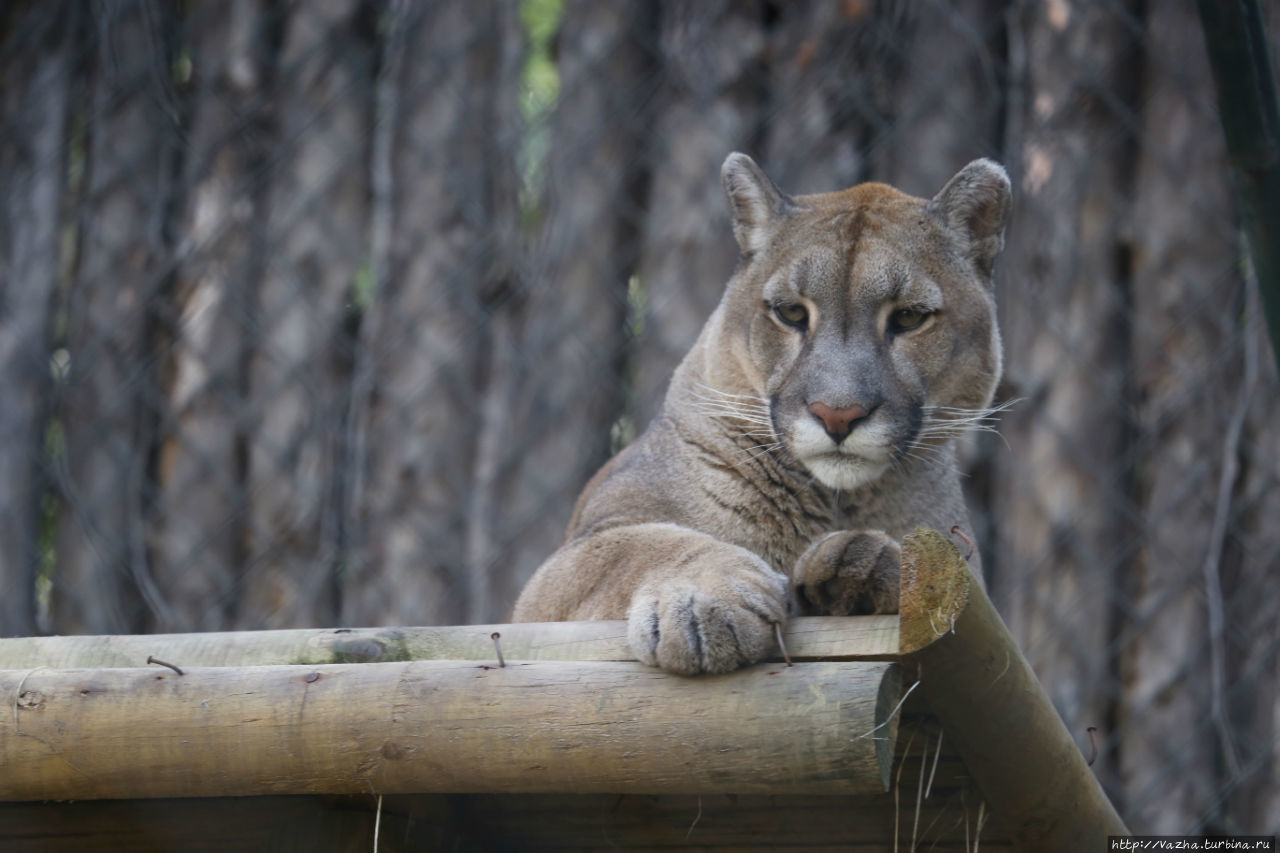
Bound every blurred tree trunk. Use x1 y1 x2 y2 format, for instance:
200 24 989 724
459 5 522 625
1229 12 1280 834
240 0 372 629
466 0 650 621
990 0 1143 799
765 0 904 193
764 0 1005 199
149 0 274 632
1233 301 1280 830
1119 0 1246 831
50 0 178 635
877 0 1007 194
343 0 518 626
632 0 768 429
0 4 73 636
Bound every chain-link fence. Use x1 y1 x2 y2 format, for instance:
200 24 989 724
1 0 1276 836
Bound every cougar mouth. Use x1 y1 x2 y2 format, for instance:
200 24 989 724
798 450 891 491
786 413 897 490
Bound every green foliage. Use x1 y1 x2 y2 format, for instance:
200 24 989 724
518 0 564 225
352 261 376 313
521 0 563 110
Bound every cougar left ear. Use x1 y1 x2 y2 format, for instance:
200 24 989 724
928 159 1012 278
721 152 794 255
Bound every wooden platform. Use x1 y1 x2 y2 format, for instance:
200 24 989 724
0 529 1124 851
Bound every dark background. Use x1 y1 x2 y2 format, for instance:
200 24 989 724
1 0 1276 834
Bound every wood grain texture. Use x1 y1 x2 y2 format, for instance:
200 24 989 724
0 615 900 670
0 659 901 801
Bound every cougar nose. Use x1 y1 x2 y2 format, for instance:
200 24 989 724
808 402 870 444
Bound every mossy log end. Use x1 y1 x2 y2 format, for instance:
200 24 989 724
897 527 1130 851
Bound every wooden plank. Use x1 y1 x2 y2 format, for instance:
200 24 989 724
0 659 901 801
0 615 900 670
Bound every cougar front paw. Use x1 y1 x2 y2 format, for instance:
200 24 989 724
794 530 900 615
627 556 788 675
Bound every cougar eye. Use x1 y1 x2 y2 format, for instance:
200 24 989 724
774 302 809 329
888 308 929 334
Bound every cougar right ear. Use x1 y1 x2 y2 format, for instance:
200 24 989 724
928 159 1012 278
721 153 793 255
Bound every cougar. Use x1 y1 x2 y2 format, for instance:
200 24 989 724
513 153 1011 675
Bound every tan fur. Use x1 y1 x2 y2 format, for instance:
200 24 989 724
513 154 1011 675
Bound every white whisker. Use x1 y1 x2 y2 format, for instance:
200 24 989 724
688 396 770 414
688 390 768 407
689 402 772 420
691 409 772 425
900 446 948 466
681 383 787 470
690 401 770 416
898 449 961 477
743 445 784 464
692 381 769 402
696 412 773 427
688 383 778 441
916 398 1020 451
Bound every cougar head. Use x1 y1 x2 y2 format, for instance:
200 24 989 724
713 153 1010 491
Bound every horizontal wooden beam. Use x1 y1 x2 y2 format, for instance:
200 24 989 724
0 615 900 670
1 659 902 801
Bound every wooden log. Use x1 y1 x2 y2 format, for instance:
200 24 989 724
0 615 899 670
896 528 1129 850
0 659 902 801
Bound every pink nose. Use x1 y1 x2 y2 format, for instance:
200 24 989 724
808 402 869 443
